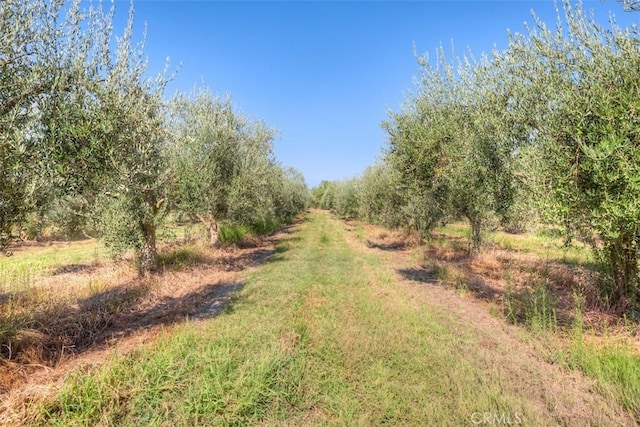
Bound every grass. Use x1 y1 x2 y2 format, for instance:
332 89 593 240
25 210 605 425
0 241 105 293
156 243 209 270
0 219 275 294
553 301 640 419
565 337 640 419
431 221 639 419
0 223 205 382
435 222 592 266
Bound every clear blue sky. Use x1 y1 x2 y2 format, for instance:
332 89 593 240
111 1 636 188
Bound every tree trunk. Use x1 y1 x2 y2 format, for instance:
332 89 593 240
139 221 158 275
468 215 482 255
609 237 638 311
208 220 219 246
196 214 219 247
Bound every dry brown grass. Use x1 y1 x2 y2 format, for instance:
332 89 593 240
0 233 281 403
341 217 636 426
349 219 639 341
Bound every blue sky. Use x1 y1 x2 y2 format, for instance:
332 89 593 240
111 1 636 187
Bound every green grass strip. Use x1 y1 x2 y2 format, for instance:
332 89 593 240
34 211 607 426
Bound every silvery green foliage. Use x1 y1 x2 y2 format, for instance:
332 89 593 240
502 1 640 307
168 88 306 245
318 182 337 210
1 0 172 271
383 46 514 251
69 2 171 273
619 0 640 11
270 167 310 221
382 0 640 306
332 178 360 220
356 162 404 228
0 0 96 247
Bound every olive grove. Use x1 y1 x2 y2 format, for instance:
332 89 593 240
1 0 308 273
168 88 309 246
317 1 640 308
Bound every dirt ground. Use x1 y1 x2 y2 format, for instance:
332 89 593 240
343 220 636 426
0 231 283 422
1 216 638 424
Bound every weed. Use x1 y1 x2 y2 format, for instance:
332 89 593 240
427 263 448 282
525 283 557 333
488 303 501 318
157 244 207 270
561 293 640 419
455 278 469 296
567 337 640 418
572 291 585 336
251 218 281 236
219 223 251 245
503 286 518 325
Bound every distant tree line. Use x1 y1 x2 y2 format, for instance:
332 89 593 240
1 0 309 273
314 1 640 310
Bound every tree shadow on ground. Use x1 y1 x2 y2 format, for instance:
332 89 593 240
0 279 244 394
98 281 244 341
52 263 98 275
366 239 407 251
157 239 287 273
0 233 287 394
398 266 501 301
397 268 439 285
397 260 575 330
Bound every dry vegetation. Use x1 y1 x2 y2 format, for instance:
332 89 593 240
357 221 640 342
0 230 282 419
347 217 640 420
0 211 637 425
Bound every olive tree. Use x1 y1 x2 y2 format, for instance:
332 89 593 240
356 162 404 228
169 89 280 245
0 0 95 247
40 2 171 273
384 48 514 252
502 1 640 306
0 0 170 273
270 167 310 222
331 178 360 220
383 84 452 237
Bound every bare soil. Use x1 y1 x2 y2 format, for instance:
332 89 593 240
343 220 637 426
2 216 638 425
0 231 285 421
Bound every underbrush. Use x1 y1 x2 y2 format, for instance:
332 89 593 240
0 218 286 401
361 218 640 420
435 222 592 266
219 223 253 245
219 218 288 246
552 301 640 419
157 244 210 270
565 335 640 419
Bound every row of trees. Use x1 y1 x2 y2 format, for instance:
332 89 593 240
316 1 640 309
1 0 309 273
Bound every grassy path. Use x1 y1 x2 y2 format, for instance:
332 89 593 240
24 211 632 425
